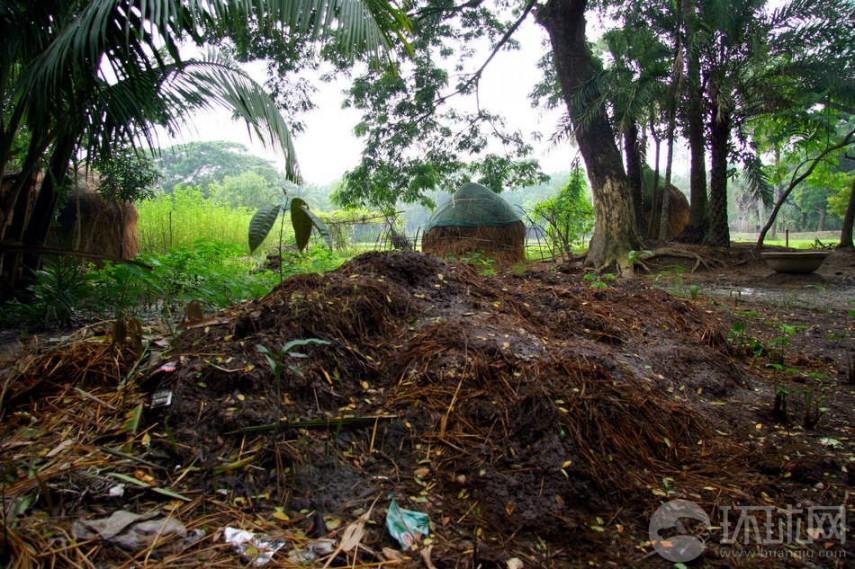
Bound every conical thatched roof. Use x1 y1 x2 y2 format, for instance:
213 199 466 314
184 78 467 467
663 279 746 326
425 182 521 230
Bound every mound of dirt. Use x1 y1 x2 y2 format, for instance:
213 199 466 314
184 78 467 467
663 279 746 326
146 253 746 551
6 251 851 567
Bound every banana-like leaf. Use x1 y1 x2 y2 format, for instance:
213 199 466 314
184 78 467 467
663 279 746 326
249 204 281 253
290 198 333 252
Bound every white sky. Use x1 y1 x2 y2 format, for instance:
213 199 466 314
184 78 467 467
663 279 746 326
162 18 585 186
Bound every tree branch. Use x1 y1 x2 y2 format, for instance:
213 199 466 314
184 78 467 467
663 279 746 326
756 127 855 248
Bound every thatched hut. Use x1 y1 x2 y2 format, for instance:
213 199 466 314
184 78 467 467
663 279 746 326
49 174 139 261
422 182 525 266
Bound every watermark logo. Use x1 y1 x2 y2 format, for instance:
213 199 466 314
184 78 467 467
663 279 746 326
649 499 711 562
649 500 847 562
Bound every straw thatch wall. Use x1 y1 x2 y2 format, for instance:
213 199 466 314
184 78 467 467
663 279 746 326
422 222 526 267
51 189 139 260
646 184 690 239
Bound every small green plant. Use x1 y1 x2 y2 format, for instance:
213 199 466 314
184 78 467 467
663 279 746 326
4 257 96 328
688 284 700 300
769 323 797 364
583 272 615 289
848 299 855 319
727 321 765 357
257 338 331 410
627 249 654 269
450 252 496 276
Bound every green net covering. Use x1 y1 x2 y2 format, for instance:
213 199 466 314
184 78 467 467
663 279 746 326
425 183 521 230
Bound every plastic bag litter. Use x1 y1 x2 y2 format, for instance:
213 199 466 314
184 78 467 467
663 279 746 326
385 499 429 550
223 527 286 567
286 538 335 564
72 510 192 551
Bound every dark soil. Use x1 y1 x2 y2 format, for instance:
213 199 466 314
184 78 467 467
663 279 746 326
1 248 853 568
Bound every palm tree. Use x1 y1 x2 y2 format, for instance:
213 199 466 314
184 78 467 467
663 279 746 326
598 24 670 237
0 0 409 296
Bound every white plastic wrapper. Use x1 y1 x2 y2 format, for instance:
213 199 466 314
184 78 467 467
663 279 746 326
223 526 286 567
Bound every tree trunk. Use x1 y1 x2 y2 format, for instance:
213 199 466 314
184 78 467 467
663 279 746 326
839 177 855 249
659 127 675 241
537 0 640 271
19 135 77 282
624 122 646 235
816 208 825 233
706 106 731 247
649 122 662 239
682 0 707 241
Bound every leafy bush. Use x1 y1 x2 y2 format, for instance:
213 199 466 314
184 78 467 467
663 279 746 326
3 258 96 328
95 240 280 316
531 163 593 261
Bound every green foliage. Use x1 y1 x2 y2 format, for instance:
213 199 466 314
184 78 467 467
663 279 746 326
94 147 160 203
208 170 284 210
827 183 851 219
138 187 265 253
532 165 594 261
247 195 333 254
2 240 284 329
249 204 284 254
93 240 280 317
727 321 765 358
3 258 96 327
583 272 615 289
334 3 547 211
448 252 496 276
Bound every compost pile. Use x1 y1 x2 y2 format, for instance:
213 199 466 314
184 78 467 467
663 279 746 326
4 251 845 568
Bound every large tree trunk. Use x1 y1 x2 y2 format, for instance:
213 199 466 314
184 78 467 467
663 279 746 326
839 177 855 249
19 135 76 283
706 106 731 247
537 0 640 272
624 122 646 235
682 0 707 241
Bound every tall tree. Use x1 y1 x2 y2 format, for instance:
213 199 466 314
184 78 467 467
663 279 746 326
155 141 287 192
681 0 708 241
537 0 641 271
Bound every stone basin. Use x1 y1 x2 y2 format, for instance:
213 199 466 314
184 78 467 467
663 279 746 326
761 251 830 274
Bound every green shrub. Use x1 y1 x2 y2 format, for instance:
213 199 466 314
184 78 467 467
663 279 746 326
532 163 593 261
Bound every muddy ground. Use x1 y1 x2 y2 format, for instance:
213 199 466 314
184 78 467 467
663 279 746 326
1 246 853 568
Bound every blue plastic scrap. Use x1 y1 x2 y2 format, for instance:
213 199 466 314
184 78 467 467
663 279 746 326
385 499 430 550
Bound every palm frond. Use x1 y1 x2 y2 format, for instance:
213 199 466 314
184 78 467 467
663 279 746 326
78 51 299 182
742 152 773 207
